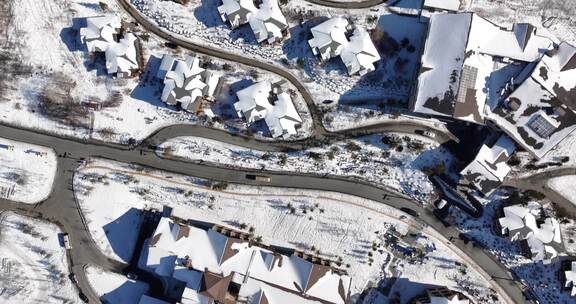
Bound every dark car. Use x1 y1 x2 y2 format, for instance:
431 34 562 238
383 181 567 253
79 292 89 303
400 207 419 217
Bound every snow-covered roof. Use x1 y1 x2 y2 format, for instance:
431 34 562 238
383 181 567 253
218 0 288 44
105 32 139 77
430 295 470 304
308 17 380 76
460 134 515 195
565 261 576 297
413 13 553 125
340 28 381 76
309 17 350 60
498 202 563 263
413 288 471 304
80 16 139 77
146 217 351 304
234 81 302 138
156 55 222 112
423 0 461 11
488 42 576 158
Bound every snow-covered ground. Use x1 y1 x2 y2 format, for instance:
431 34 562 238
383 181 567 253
471 0 576 45
0 212 81 303
547 175 576 206
453 190 576 303
0 0 311 144
74 158 496 300
129 0 424 104
0 137 57 204
157 134 453 203
85 265 148 304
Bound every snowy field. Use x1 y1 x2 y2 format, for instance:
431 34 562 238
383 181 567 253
85 265 149 304
547 176 576 207
157 134 453 203
74 158 496 300
454 190 576 304
129 0 424 104
0 212 81 303
0 137 57 204
0 0 311 144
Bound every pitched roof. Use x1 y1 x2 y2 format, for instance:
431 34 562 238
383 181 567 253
565 261 576 296
234 81 302 138
423 0 462 11
460 134 516 195
218 0 287 43
488 42 576 158
308 17 350 60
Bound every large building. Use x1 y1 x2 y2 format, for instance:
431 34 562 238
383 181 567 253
80 16 140 78
218 0 288 44
234 80 302 139
490 42 576 158
412 12 552 125
497 202 563 264
460 134 516 196
156 55 223 113
308 17 381 76
412 12 576 160
144 217 351 304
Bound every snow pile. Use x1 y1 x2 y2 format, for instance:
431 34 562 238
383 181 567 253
158 134 450 202
0 137 57 204
0 212 81 303
85 265 149 304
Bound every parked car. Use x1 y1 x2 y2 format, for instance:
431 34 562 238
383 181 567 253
245 174 271 183
422 130 436 138
63 233 72 250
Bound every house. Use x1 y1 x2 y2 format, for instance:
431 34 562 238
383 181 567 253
308 17 380 76
410 287 470 304
561 260 576 296
156 55 223 113
308 17 350 60
234 80 302 138
144 217 352 304
460 134 516 196
80 16 140 77
497 202 563 264
488 42 576 158
218 0 288 44
411 13 553 125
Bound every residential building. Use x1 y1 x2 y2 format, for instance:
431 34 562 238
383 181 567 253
156 55 223 113
308 17 381 76
410 287 470 304
218 0 288 44
411 13 552 125
497 202 563 264
489 42 576 158
80 16 140 77
234 80 302 138
561 260 576 297
144 217 352 304
460 134 516 196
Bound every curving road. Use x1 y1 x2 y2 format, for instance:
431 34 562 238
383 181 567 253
0 122 528 304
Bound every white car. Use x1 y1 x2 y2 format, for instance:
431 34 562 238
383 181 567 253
423 130 436 138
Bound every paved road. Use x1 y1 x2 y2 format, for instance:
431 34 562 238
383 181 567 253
0 123 526 304
304 0 387 8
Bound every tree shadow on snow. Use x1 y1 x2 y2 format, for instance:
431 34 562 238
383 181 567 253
103 207 144 263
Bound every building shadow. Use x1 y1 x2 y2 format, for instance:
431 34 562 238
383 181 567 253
103 207 144 263
194 0 226 28
100 279 149 304
130 55 174 109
